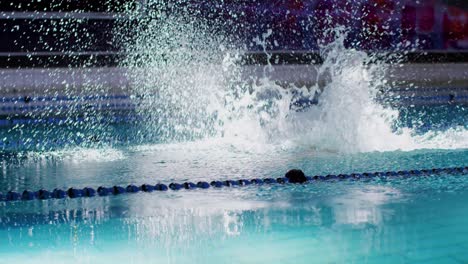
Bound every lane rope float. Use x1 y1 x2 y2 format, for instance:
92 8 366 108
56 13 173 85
1 166 467 203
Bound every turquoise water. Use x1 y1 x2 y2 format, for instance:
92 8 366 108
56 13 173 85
1 125 468 263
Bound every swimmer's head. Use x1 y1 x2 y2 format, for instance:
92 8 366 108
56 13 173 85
285 169 307 183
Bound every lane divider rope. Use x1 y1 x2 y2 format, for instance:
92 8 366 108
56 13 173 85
1 166 467 203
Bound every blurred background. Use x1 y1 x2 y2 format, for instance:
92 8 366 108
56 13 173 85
2 0 468 56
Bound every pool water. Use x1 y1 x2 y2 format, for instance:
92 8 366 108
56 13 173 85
1 130 468 263
1 78 468 264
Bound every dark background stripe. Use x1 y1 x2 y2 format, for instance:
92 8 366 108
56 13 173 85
0 19 122 53
0 0 137 13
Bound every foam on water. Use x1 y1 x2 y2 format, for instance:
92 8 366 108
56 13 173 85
22 147 126 163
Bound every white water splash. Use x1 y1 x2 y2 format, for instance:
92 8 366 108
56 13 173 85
122 12 468 154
